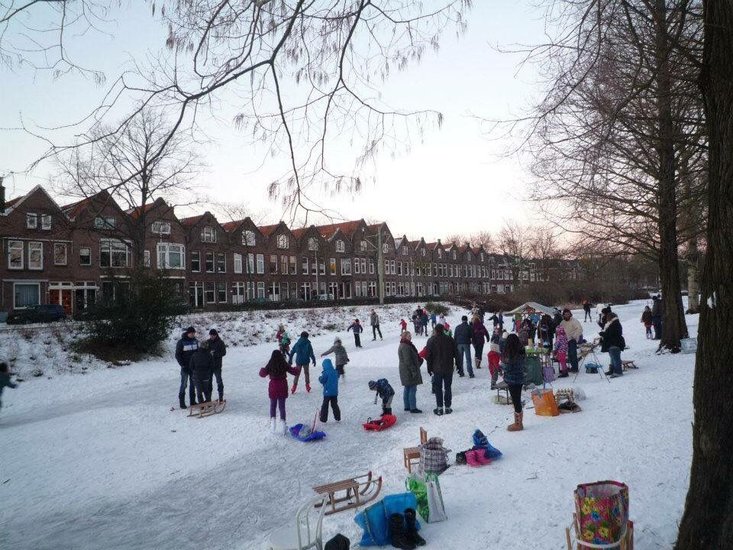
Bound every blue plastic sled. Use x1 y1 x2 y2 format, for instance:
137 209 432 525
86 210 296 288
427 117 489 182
354 492 419 546
472 429 503 460
289 423 326 442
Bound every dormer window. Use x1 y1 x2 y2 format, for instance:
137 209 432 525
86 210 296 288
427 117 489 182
243 230 256 246
382 243 390 254
466 252 471 261
201 226 217 243
94 216 116 230
437 249 443 259
276 234 289 249
421 248 426 257
402 246 408 256
480 252 485 261
336 240 345 253
452 250 457 260
308 237 319 251
26 213 37 229
41 215 52 230
152 220 171 235
360 240 368 253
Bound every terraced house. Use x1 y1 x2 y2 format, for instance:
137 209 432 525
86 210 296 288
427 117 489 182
0 184 579 315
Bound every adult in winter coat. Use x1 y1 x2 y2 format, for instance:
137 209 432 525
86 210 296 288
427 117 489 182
321 337 350 378
641 306 653 339
559 309 583 373
600 313 625 377
288 331 317 393
583 300 593 322
470 317 490 371
370 310 383 341
0 362 18 409
175 326 199 408
425 324 459 416
651 295 663 340
318 358 341 422
398 331 423 414
189 340 214 403
260 350 300 433
453 316 473 377
502 333 526 432
207 329 227 402
537 314 555 350
347 319 364 348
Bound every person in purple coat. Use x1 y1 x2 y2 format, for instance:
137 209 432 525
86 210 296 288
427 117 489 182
470 317 490 371
260 350 300 434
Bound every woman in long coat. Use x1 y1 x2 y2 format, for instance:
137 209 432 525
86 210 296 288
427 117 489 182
398 331 424 414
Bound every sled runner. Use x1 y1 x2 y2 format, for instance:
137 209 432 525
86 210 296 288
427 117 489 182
188 400 226 418
312 471 383 515
622 360 638 371
363 414 397 431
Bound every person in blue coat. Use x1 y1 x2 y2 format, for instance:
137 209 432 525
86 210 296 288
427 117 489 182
318 358 341 422
288 331 316 393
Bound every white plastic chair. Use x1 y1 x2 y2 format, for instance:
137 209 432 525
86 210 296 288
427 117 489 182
267 495 327 550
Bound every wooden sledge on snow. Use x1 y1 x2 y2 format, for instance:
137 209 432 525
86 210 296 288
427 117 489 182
312 471 383 515
188 400 226 418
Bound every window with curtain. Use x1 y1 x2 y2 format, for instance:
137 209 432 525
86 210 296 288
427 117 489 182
14 283 40 308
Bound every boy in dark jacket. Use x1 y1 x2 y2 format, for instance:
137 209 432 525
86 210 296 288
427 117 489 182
208 329 227 402
189 340 214 403
347 319 363 347
0 362 18 409
175 326 199 409
318 359 341 422
368 378 395 416
425 324 459 415
288 331 316 393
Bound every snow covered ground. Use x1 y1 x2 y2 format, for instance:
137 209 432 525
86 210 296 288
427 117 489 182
0 300 696 549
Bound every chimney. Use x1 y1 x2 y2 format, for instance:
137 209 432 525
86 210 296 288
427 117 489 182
0 176 5 213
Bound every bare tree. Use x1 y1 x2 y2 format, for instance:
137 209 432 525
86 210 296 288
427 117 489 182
496 220 529 287
444 230 496 251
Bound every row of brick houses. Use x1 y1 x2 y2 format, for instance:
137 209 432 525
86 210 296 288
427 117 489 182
0 184 579 316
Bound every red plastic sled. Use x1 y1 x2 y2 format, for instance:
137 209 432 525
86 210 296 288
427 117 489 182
363 414 397 431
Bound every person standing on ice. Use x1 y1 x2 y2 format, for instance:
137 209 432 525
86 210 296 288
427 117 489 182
288 331 316 393
583 299 593 322
175 326 199 409
318 358 341 422
471 316 490 371
398 331 424 414
208 329 227 402
641 306 653 339
553 326 570 378
502 333 526 431
425 324 459 416
600 312 625 378
370 309 383 341
260 350 300 433
453 315 473 378
399 318 408 333
276 324 291 355
0 362 18 409
189 340 214 403
559 309 583 373
347 319 364 348
320 337 350 379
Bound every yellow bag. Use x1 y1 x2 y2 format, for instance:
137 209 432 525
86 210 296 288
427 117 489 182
531 388 559 416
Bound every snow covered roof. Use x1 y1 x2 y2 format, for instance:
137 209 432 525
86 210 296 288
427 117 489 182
504 302 557 316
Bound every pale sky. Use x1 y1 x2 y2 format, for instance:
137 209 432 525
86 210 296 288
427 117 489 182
0 1 548 243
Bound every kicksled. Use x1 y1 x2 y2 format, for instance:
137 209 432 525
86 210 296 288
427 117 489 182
188 400 226 418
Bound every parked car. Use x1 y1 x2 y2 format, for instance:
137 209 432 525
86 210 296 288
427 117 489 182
6 304 67 325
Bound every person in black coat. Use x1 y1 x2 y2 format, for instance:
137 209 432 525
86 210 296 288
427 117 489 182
453 316 473 377
207 329 227 402
189 341 214 403
600 313 625 378
175 326 199 409
425 324 459 415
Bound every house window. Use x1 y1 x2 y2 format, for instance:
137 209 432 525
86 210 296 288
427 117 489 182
308 237 318 251
319 260 326 275
53 243 68 266
301 256 309 275
311 258 317 275
270 254 278 274
152 221 171 235
201 226 217 243
247 253 255 274
354 257 361 274
8 240 23 269
341 258 352 275
191 251 201 272
360 258 366 273
205 282 216 304
243 230 256 246
397 261 402 276
217 282 227 303
437 249 443 259
256 253 265 274
329 258 336 275
144 250 151 268
289 255 297 274
390 260 396 274
234 253 243 274
280 255 288 275
79 247 91 266
402 246 408 256
26 213 37 229
216 253 226 273
205 252 214 273
480 252 485 261
369 259 375 274
94 216 116 229
157 243 185 269
100 239 130 268
421 248 426 257
360 240 368 253
41 214 52 230
14 283 40 308
336 240 345 253
452 250 457 260
257 281 266 299
28 242 43 270
277 234 289 249
382 243 390 253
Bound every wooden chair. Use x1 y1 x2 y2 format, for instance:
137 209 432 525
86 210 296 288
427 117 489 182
403 427 427 473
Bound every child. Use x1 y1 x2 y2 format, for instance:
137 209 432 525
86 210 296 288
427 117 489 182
368 378 395 416
0 362 18 409
554 326 569 378
189 340 214 403
320 337 350 379
288 331 316 393
347 319 363 348
487 342 502 390
318 359 341 422
276 324 291 355
260 350 300 433
400 318 408 333
641 306 653 339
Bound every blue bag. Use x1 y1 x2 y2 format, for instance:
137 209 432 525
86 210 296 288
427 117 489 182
354 493 418 546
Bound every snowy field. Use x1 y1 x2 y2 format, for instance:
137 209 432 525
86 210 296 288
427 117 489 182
0 300 696 549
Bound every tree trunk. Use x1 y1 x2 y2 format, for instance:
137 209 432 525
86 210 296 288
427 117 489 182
686 236 700 313
654 0 688 349
676 1 733 547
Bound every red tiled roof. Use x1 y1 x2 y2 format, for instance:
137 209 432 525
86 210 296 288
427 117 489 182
258 223 281 236
290 227 307 239
179 214 205 228
221 220 244 232
127 201 160 220
317 220 363 239
4 195 23 208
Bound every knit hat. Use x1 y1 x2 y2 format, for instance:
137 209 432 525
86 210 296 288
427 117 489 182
209 329 218 336
185 326 196 334
301 331 309 338
368 380 377 391
334 337 342 344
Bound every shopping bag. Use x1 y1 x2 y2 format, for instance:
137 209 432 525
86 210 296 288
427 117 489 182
406 473 446 523
542 364 556 383
574 481 629 545
531 388 559 416
419 437 449 475
405 475 429 522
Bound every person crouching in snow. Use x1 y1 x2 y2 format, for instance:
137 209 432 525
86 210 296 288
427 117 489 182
487 342 503 390
347 319 363 347
318 359 341 422
189 340 214 404
554 326 570 378
260 350 300 433
288 331 316 393
320 337 350 379
0 362 18 409
368 378 395 416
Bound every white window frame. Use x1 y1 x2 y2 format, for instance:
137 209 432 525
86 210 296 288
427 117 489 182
53 243 68 266
13 282 40 309
94 216 116 230
360 240 368 253
79 247 92 266
26 213 38 229
216 252 226 273
205 252 215 273
152 220 171 235
28 241 43 270
8 240 23 270
243 230 256 246
256 253 265 274
41 214 52 230
144 250 151 268
233 253 243 274
335 240 345 253
100 239 131 268
276 234 289 249
157 243 185 270
191 251 201 272
217 282 227 303
308 237 318 251
340 258 352 275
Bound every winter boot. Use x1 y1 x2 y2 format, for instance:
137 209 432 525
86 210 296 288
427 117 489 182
507 412 524 432
475 357 482 370
404 508 426 546
277 419 287 434
291 384 297 395
383 407 392 416
433 407 444 416
305 384 311 393
388 513 416 550
179 394 187 409
270 418 277 433
218 391 224 403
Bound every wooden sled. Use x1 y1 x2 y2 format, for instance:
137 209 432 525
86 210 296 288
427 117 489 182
188 400 226 418
312 471 383 515
565 513 634 549
622 360 638 371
